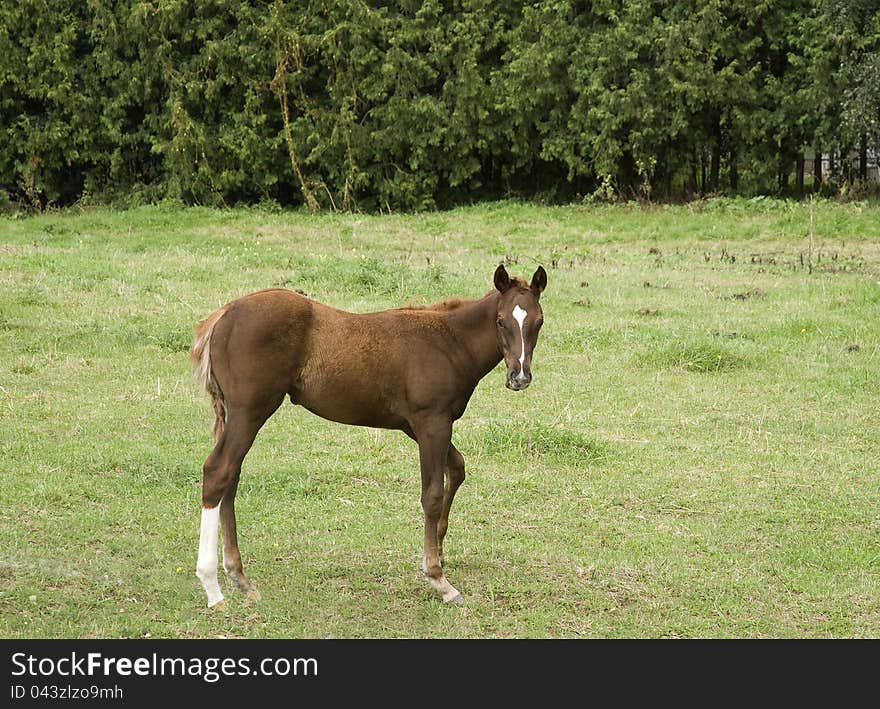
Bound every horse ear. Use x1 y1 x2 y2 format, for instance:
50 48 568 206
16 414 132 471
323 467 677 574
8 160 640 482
494 264 511 292
530 266 547 296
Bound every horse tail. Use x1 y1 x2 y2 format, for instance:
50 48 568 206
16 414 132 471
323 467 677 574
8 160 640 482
190 305 229 442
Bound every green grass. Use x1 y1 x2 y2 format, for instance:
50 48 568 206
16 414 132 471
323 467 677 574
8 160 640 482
1 198 879 638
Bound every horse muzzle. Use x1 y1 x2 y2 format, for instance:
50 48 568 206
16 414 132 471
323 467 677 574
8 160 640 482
506 369 532 391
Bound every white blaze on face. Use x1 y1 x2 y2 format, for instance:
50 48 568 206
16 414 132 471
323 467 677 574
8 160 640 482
512 304 527 369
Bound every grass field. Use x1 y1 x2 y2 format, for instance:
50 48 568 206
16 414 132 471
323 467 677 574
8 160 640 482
1 198 879 638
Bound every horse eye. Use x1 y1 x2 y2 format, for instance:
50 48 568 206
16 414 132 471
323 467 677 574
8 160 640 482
496 319 505 328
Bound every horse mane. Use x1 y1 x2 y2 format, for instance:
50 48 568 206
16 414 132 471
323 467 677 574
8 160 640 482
398 278 529 312
399 297 470 312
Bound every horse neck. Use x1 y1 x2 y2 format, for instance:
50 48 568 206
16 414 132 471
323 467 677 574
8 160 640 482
443 291 502 380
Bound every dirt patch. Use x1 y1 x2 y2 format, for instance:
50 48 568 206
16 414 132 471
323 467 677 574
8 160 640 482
712 330 750 340
731 288 766 300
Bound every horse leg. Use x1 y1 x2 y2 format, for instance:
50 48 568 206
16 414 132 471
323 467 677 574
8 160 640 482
196 479 225 608
437 444 465 567
196 404 279 608
220 472 261 601
416 417 463 604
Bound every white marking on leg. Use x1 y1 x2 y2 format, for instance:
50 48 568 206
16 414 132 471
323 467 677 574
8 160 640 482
512 304 528 369
196 504 224 607
427 573 462 603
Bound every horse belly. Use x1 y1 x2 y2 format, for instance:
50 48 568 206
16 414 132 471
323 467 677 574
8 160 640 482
294 368 405 429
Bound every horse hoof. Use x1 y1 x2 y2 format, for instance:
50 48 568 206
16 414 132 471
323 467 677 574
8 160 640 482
244 587 262 603
446 593 465 606
208 599 227 611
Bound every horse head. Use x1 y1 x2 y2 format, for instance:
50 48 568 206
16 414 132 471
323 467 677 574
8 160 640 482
493 264 547 391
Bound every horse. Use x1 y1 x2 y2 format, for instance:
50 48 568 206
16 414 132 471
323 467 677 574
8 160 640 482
190 263 547 607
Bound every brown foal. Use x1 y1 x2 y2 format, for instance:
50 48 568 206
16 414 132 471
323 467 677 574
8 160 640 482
190 264 547 607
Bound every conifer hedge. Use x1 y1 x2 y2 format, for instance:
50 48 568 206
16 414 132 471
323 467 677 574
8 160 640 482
2 0 878 210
